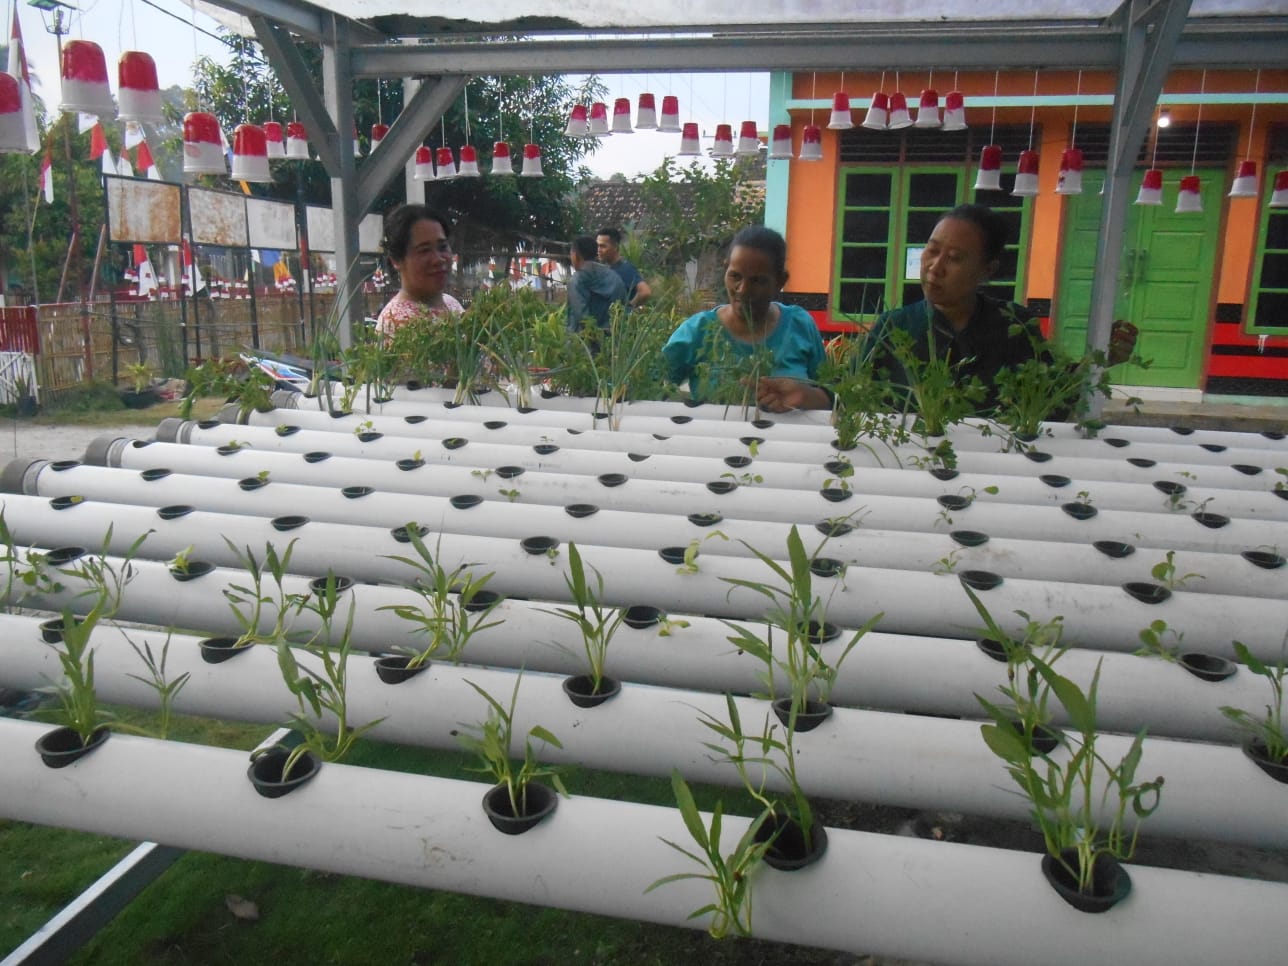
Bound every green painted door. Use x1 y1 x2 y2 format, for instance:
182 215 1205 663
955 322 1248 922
1055 170 1222 387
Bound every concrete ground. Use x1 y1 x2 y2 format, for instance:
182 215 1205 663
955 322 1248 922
0 420 159 470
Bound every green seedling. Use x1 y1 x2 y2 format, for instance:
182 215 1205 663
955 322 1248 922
1221 637 1288 764
645 770 772 940
978 655 1164 897
1150 551 1202 591
543 543 624 696
456 674 568 818
267 573 386 779
381 529 502 668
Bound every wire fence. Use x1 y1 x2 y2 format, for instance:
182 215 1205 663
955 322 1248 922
9 293 390 400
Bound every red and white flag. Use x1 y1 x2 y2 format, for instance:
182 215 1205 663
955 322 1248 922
123 120 145 149
38 148 53 204
182 236 205 295
137 140 161 180
7 9 39 153
88 122 107 160
133 244 158 297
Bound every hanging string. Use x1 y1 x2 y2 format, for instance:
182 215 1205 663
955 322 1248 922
1244 68 1260 161
1150 98 1161 168
1190 68 1206 173
240 50 249 122
1071 69 1083 144
377 78 383 126
810 72 817 126
191 3 205 110
497 81 505 142
1027 69 1039 150
441 115 447 147
464 84 471 143
989 69 999 143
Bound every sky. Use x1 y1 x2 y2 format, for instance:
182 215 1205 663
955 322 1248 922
10 1 770 181
565 72 771 180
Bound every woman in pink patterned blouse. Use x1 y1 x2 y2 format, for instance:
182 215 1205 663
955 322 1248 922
375 205 463 339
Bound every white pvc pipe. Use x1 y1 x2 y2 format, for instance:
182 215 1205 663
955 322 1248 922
4 559 1263 743
372 387 1288 462
4 719 1284 966
11 460 1285 601
207 409 1288 495
5 493 1285 654
86 438 1288 574
3 625 1284 849
208 413 1285 519
93 427 1288 554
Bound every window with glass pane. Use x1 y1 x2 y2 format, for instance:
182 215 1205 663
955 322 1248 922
835 170 894 319
1250 200 1288 334
833 163 1030 324
900 169 961 305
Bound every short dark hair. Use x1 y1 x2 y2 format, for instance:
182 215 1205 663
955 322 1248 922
384 205 451 261
939 204 1008 263
572 235 599 261
729 225 788 277
596 227 622 245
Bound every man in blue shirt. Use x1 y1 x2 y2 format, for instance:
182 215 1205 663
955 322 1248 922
566 235 627 334
596 227 651 309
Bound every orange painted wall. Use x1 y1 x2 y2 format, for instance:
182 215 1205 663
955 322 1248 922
780 68 1287 321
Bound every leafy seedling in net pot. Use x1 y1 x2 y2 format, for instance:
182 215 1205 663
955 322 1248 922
967 586 1068 756
646 769 773 939
1220 636 1288 782
378 528 503 682
978 655 1164 911
699 694 825 869
33 527 150 766
722 524 881 730
250 574 386 796
457 674 568 834
544 542 625 707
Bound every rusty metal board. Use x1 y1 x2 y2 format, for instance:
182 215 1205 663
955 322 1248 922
104 176 182 245
190 188 249 248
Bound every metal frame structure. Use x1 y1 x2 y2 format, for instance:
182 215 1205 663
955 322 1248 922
186 1 1288 351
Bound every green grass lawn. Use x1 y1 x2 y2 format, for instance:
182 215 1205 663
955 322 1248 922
2 707 863 966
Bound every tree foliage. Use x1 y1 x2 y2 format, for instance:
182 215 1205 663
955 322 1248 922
0 108 120 303
631 157 766 281
185 31 608 251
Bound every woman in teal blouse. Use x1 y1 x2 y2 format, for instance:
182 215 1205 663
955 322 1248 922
662 225 831 412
